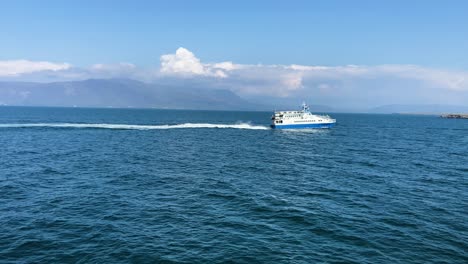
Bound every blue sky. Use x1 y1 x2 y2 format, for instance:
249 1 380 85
1 0 468 108
1 0 467 68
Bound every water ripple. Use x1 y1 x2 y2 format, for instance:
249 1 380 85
0 109 467 263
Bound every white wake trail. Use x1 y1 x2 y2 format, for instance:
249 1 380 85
0 123 270 130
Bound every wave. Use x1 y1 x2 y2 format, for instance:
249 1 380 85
0 123 270 130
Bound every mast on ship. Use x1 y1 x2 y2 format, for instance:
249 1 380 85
301 102 310 112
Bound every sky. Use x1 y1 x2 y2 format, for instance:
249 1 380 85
1 0 468 108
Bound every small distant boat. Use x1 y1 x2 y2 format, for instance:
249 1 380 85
441 114 468 119
271 103 336 129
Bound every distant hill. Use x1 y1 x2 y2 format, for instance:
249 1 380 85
12 79 465 114
0 79 264 110
370 104 468 114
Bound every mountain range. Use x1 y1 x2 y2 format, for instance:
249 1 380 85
1 79 466 113
0 79 260 110
0 79 335 112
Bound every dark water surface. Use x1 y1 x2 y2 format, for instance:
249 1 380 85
0 107 467 263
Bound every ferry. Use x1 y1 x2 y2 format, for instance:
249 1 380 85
271 103 336 129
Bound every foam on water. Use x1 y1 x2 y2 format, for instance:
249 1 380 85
0 122 270 130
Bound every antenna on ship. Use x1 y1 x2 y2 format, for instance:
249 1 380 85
302 101 309 112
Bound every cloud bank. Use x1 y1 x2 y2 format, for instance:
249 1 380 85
1 48 467 108
0 60 71 76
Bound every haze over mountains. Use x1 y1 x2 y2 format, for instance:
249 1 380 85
0 79 259 110
1 79 467 114
1 47 467 112
370 104 468 114
0 79 334 112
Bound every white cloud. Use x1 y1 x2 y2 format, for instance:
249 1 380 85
0 60 71 76
160 47 207 76
91 62 136 71
281 73 303 90
373 65 468 91
88 62 140 79
160 47 234 78
1 48 468 107
287 64 330 71
212 61 242 71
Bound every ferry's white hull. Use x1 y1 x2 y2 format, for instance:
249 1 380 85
271 122 335 129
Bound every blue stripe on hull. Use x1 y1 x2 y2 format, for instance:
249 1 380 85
271 123 335 129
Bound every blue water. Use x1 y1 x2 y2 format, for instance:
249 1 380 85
0 107 467 263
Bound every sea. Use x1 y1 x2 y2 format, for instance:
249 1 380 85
0 106 467 263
